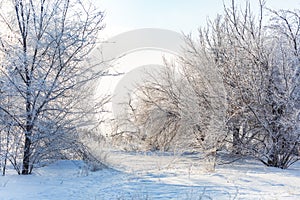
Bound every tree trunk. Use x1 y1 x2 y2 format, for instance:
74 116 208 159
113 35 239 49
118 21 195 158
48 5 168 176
22 94 33 175
22 136 32 175
232 127 240 153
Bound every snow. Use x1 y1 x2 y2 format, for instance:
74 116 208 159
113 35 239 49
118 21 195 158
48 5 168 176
0 152 300 200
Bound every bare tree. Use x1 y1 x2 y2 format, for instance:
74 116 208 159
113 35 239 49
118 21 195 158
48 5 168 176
0 0 105 174
114 55 227 164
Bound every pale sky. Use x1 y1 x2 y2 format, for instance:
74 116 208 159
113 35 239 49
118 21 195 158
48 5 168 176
98 0 300 37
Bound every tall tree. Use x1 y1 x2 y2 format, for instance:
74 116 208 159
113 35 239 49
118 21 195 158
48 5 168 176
0 0 105 174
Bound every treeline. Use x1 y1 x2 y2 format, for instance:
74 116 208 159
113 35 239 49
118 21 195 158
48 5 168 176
113 1 300 169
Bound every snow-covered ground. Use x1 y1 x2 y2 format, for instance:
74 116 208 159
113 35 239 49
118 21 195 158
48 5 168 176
0 151 300 200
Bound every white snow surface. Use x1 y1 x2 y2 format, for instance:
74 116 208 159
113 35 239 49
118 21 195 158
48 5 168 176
0 151 300 200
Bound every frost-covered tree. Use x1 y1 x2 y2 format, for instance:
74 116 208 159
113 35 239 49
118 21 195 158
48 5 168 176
195 1 300 168
0 0 105 174
114 57 227 160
